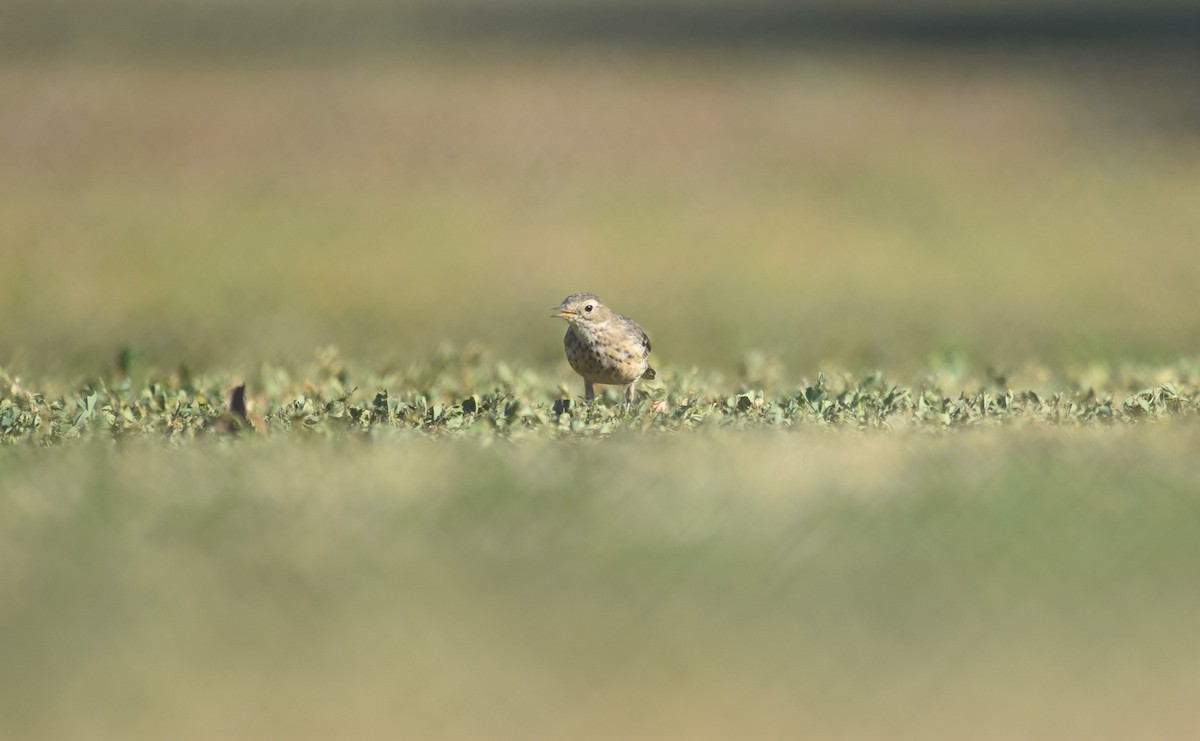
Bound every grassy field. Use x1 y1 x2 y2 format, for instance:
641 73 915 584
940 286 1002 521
3 3 1200 737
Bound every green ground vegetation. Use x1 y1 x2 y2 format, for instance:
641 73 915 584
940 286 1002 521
4 351 1200 443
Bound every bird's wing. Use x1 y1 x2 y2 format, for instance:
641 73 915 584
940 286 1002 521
617 312 652 357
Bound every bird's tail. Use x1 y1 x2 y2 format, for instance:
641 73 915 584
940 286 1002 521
642 366 656 380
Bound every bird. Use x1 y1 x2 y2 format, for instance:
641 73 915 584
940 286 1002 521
552 292 656 405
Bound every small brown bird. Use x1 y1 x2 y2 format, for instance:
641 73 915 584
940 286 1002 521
552 292 656 405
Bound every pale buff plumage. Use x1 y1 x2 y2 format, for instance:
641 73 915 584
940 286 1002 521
552 293 656 404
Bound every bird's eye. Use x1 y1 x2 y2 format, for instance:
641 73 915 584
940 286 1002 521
584 304 593 312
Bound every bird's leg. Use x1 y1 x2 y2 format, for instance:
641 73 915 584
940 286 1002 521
624 381 636 409
584 380 595 402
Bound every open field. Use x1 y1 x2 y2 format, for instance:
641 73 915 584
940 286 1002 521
3 3 1200 737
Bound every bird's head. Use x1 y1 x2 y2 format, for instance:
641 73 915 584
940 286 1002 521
552 293 612 326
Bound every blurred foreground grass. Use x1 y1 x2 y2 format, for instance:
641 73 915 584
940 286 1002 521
1 428 1197 739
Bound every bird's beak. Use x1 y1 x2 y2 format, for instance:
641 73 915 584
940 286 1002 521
552 307 576 318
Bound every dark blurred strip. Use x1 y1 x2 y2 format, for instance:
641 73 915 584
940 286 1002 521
3 3 1200 59
422 4 1200 47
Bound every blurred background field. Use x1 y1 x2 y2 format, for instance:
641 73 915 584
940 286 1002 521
3 2 1200 739
3 0 1200 375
